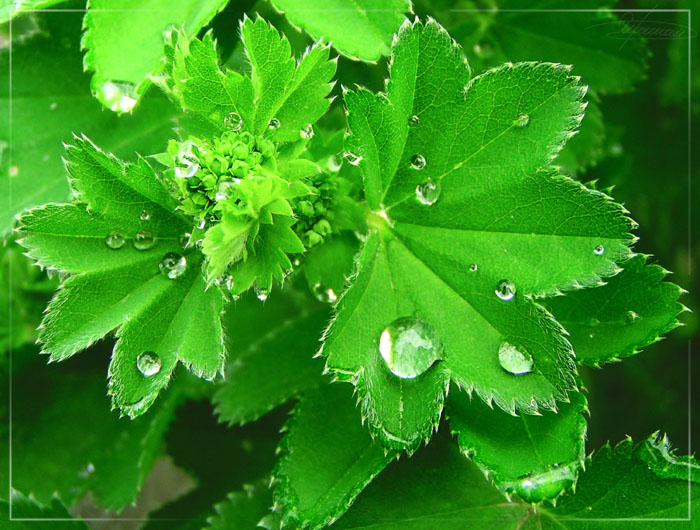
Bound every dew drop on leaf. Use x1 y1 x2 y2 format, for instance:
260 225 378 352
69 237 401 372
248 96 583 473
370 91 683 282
410 154 426 170
312 283 337 304
408 114 420 127
469 263 478 272
136 351 161 377
49 102 57 111
179 233 191 248
9 166 19 177
344 151 362 166
624 310 640 325
78 463 95 479
415 179 440 205
501 465 576 503
379 316 444 379
197 219 207 230
300 123 315 139
175 163 199 179
327 154 342 172
514 113 530 127
98 81 138 113
133 230 156 250
268 118 281 130
158 252 187 279
139 209 150 221
224 111 243 131
498 341 533 375
256 287 269 302
104 231 125 250
495 279 516 301
594 245 605 255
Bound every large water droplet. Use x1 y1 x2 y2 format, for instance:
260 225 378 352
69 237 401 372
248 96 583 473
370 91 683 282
312 283 337 304
105 231 125 249
327 154 342 172
99 81 138 113
514 113 530 127
300 124 315 139
624 310 640 325
415 179 440 205
139 209 151 221
344 151 362 166
136 351 161 376
159 252 187 279
268 118 281 130
501 465 576 503
224 111 243 131
175 163 199 179
133 230 156 250
498 341 533 375
593 245 605 255
410 154 426 170
379 317 443 379
408 114 420 127
495 280 516 301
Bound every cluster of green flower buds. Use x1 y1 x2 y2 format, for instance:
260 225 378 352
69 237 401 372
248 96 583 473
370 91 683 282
292 170 337 247
168 131 277 222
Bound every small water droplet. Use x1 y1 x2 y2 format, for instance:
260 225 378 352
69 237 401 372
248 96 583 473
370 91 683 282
179 233 191 248
105 231 125 249
514 113 530 127
78 463 95 478
472 42 494 58
469 263 478 272
379 317 443 379
624 310 640 325
594 245 605 255
159 252 187 279
224 112 243 131
408 115 420 127
222 274 234 291
501 465 575 503
610 143 623 156
136 351 161 376
495 280 516 301
256 288 269 302
312 283 337 304
344 151 362 166
139 209 150 221
585 317 600 327
9 166 19 177
410 154 426 170
415 179 440 205
498 341 533 375
49 102 58 111
300 124 315 139
99 81 138 113
268 118 281 130
133 230 156 250
327 154 342 172
197 219 207 230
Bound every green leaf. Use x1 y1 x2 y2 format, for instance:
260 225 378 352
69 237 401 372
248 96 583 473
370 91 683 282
334 432 699 529
555 94 606 177
2 490 88 529
17 139 225 417
269 0 412 62
82 0 229 112
447 388 588 502
204 479 274 530
543 255 686 366
452 0 649 95
166 16 336 143
0 12 178 233
273 383 395 529
302 232 359 296
213 291 327 425
0 0 67 23
326 18 635 450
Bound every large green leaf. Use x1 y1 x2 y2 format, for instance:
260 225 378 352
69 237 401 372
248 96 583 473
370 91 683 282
334 432 699 529
543 255 686 366
325 18 635 451
447 388 587 502
82 0 229 112
273 384 395 529
17 138 226 417
269 0 412 61
0 11 178 233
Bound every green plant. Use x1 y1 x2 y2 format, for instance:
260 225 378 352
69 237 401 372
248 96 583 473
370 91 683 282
1 0 698 528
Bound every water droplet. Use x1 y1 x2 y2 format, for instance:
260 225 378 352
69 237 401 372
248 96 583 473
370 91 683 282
256 288 269 302
501 465 576 503
472 42 494 58
133 230 156 250
593 245 605 255
469 263 478 272
495 280 516 301
224 112 243 131
415 179 440 205
223 274 235 291
344 151 362 166
514 113 530 127
136 351 161 377
327 155 342 172
49 102 58 111
312 283 337 304
139 209 150 221
300 124 315 139
175 163 199 179
268 118 281 130
78 463 95 478
179 233 191 248
9 166 19 177
379 317 443 379
610 143 623 156
159 252 187 279
408 115 420 127
410 154 426 170
624 310 640 325
498 341 533 375
99 81 138 113
197 219 207 230
105 231 125 249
